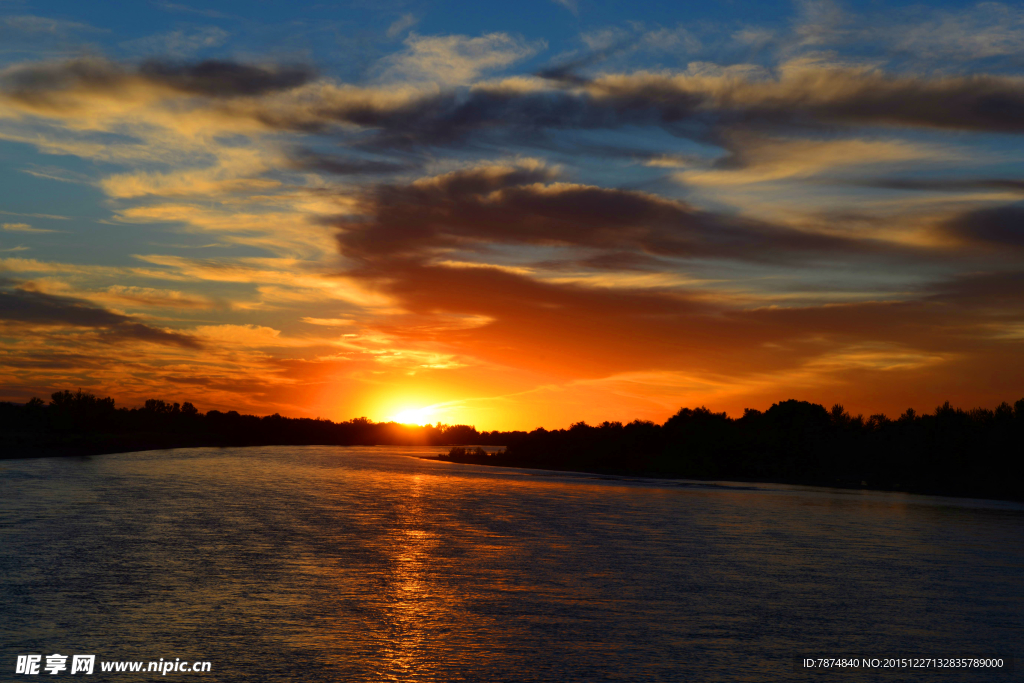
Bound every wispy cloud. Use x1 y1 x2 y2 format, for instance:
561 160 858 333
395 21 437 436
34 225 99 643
386 14 419 40
677 136 962 186
375 32 546 85
0 15 101 35
0 279 201 348
2 222 57 233
790 0 1024 67
0 14 106 57
120 26 229 57
0 211 70 220
152 1 238 20
551 0 579 16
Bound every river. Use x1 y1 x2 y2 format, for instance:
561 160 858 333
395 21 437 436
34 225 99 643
1 446 1021 681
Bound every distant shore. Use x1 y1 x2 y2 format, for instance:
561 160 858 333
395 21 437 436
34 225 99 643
2 435 233 460
4 390 1022 503
2 438 1020 503
421 452 1024 503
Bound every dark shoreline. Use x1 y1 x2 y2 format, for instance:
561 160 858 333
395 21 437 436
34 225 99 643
3 441 1021 504
1 435 273 460
420 454 1024 503
5 392 1022 504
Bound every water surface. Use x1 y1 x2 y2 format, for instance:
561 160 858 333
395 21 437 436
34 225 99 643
1 446 1021 681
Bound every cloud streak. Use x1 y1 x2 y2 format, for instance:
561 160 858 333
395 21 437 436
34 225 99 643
7 54 1024 152
335 163 909 269
0 56 314 112
0 279 201 348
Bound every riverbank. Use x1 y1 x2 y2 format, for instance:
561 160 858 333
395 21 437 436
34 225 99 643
5 392 1022 503
1 434 397 459
422 451 1024 503
3 440 1020 503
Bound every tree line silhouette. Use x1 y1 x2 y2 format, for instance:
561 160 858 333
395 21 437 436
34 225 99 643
0 389 485 456
446 399 1024 501
2 390 1022 501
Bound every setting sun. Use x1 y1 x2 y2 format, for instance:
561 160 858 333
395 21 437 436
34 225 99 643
377 392 477 426
390 406 437 425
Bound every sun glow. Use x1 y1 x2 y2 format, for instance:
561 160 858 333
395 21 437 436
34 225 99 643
389 406 440 425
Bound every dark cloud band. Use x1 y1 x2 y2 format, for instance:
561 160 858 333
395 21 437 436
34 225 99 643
334 165 903 267
0 281 201 348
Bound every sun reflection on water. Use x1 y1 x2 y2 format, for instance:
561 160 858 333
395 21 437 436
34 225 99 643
1 446 1022 682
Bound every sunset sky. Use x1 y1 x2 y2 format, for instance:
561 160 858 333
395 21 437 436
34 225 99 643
1 0 1023 429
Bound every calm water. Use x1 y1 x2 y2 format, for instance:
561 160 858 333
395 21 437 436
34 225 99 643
1 446 1021 682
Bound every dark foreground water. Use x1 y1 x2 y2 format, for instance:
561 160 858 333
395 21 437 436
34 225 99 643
1 447 1021 682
